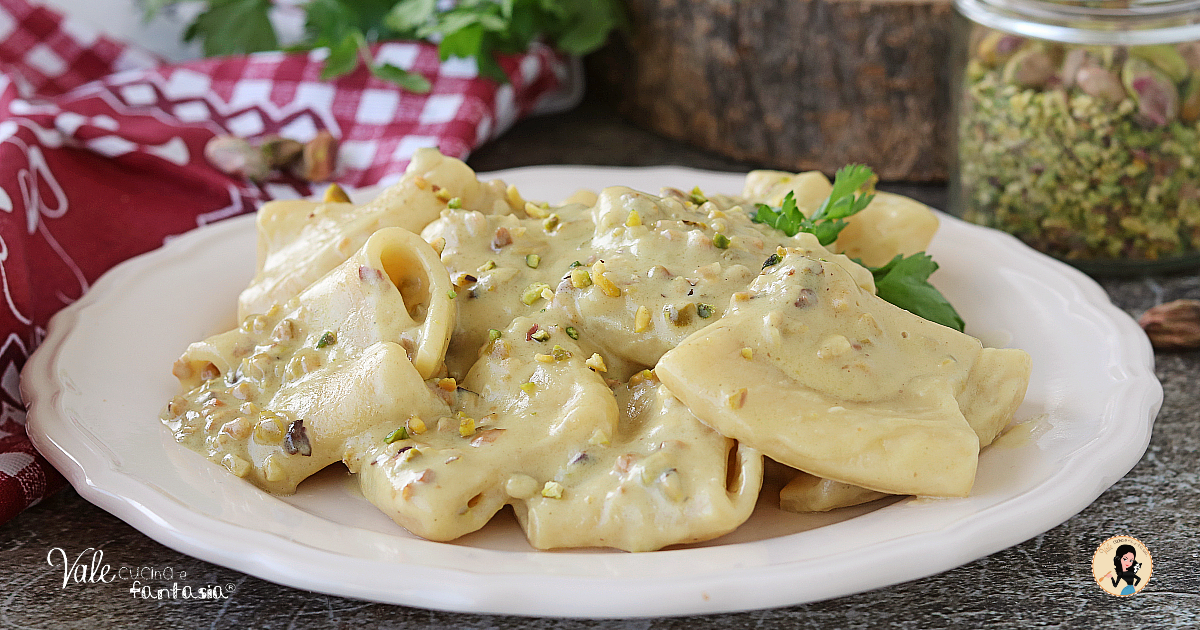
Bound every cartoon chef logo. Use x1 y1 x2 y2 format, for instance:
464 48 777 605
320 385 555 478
1092 536 1152 597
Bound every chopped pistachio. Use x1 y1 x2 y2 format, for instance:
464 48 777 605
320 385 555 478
568 260 582 268
541 480 564 499
531 329 551 342
542 214 560 231
688 186 707 205
565 326 579 340
713 233 731 249
520 381 537 394
315 330 337 349
446 197 462 209
592 262 621 297
570 268 592 288
634 305 651 333
551 344 571 360
488 328 502 342
323 183 351 203
526 253 541 269
697 303 715 318
447 289 458 300
384 427 409 443
477 260 497 273
762 253 782 269
585 353 607 372
727 388 748 409
524 201 550 219
521 282 552 305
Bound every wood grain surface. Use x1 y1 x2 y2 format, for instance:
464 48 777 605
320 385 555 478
588 0 956 181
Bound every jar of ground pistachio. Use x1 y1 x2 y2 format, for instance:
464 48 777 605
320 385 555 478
951 0 1200 274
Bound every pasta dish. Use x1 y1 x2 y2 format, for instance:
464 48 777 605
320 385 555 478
160 149 1031 552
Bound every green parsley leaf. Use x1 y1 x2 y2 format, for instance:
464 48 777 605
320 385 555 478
868 253 965 332
386 0 437 33
320 32 362 80
371 63 432 93
183 0 278 56
752 165 875 246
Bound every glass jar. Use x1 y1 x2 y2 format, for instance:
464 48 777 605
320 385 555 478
950 0 1200 275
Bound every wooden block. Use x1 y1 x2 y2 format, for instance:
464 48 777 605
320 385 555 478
587 0 955 181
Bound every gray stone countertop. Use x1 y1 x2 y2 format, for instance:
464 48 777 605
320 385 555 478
3 98 1198 629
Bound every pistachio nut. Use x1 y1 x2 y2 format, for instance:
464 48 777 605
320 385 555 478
297 130 338 182
1130 44 1190 84
1123 58 1180 127
204 135 269 181
323 182 351 204
259 135 304 169
976 31 1026 67
1060 48 1092 90
1075 65 1127 104
1139 299 1200 350
1003 47 1056 89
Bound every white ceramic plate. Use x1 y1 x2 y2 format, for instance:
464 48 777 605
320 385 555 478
22 166 1161 618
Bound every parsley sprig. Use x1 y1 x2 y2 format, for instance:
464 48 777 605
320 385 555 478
752 164 876 246
146 0 625 91
867 253 964 331
752 165 964 331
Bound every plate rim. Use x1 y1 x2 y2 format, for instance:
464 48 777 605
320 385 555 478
21 164 1162 617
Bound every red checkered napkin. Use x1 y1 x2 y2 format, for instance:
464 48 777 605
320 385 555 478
0 0 575 524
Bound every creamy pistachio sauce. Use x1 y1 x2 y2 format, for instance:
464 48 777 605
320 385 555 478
161 149 1031 550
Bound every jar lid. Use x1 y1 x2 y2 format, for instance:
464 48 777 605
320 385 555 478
955 0 1200 45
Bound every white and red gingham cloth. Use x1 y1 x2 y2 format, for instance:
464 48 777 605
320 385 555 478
0 0 574 524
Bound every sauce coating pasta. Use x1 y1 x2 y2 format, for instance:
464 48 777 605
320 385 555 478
161 149 1031 551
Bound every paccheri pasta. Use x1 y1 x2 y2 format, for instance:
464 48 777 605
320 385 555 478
161 149 1031 552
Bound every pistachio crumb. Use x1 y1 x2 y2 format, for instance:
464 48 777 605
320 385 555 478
524 201 550 219
323 183 350 203
447 289 458 300
521 282 552 305
530 329 551 342
520 381 537 394
585 353 607 372
446 197 462 209
565 326 579 340
551 344 571 360
727 388 748 409
488 328 502 342
543 214 560 231
697 303 715 318
634 305 651 333
477 260 497 273
570 268 592 288
713 233 731 249
385 427 409 443
526 253 541 269
541 481 564 499
316 330 337 349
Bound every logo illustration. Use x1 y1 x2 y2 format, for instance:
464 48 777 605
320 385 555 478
1093 536 1152 597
